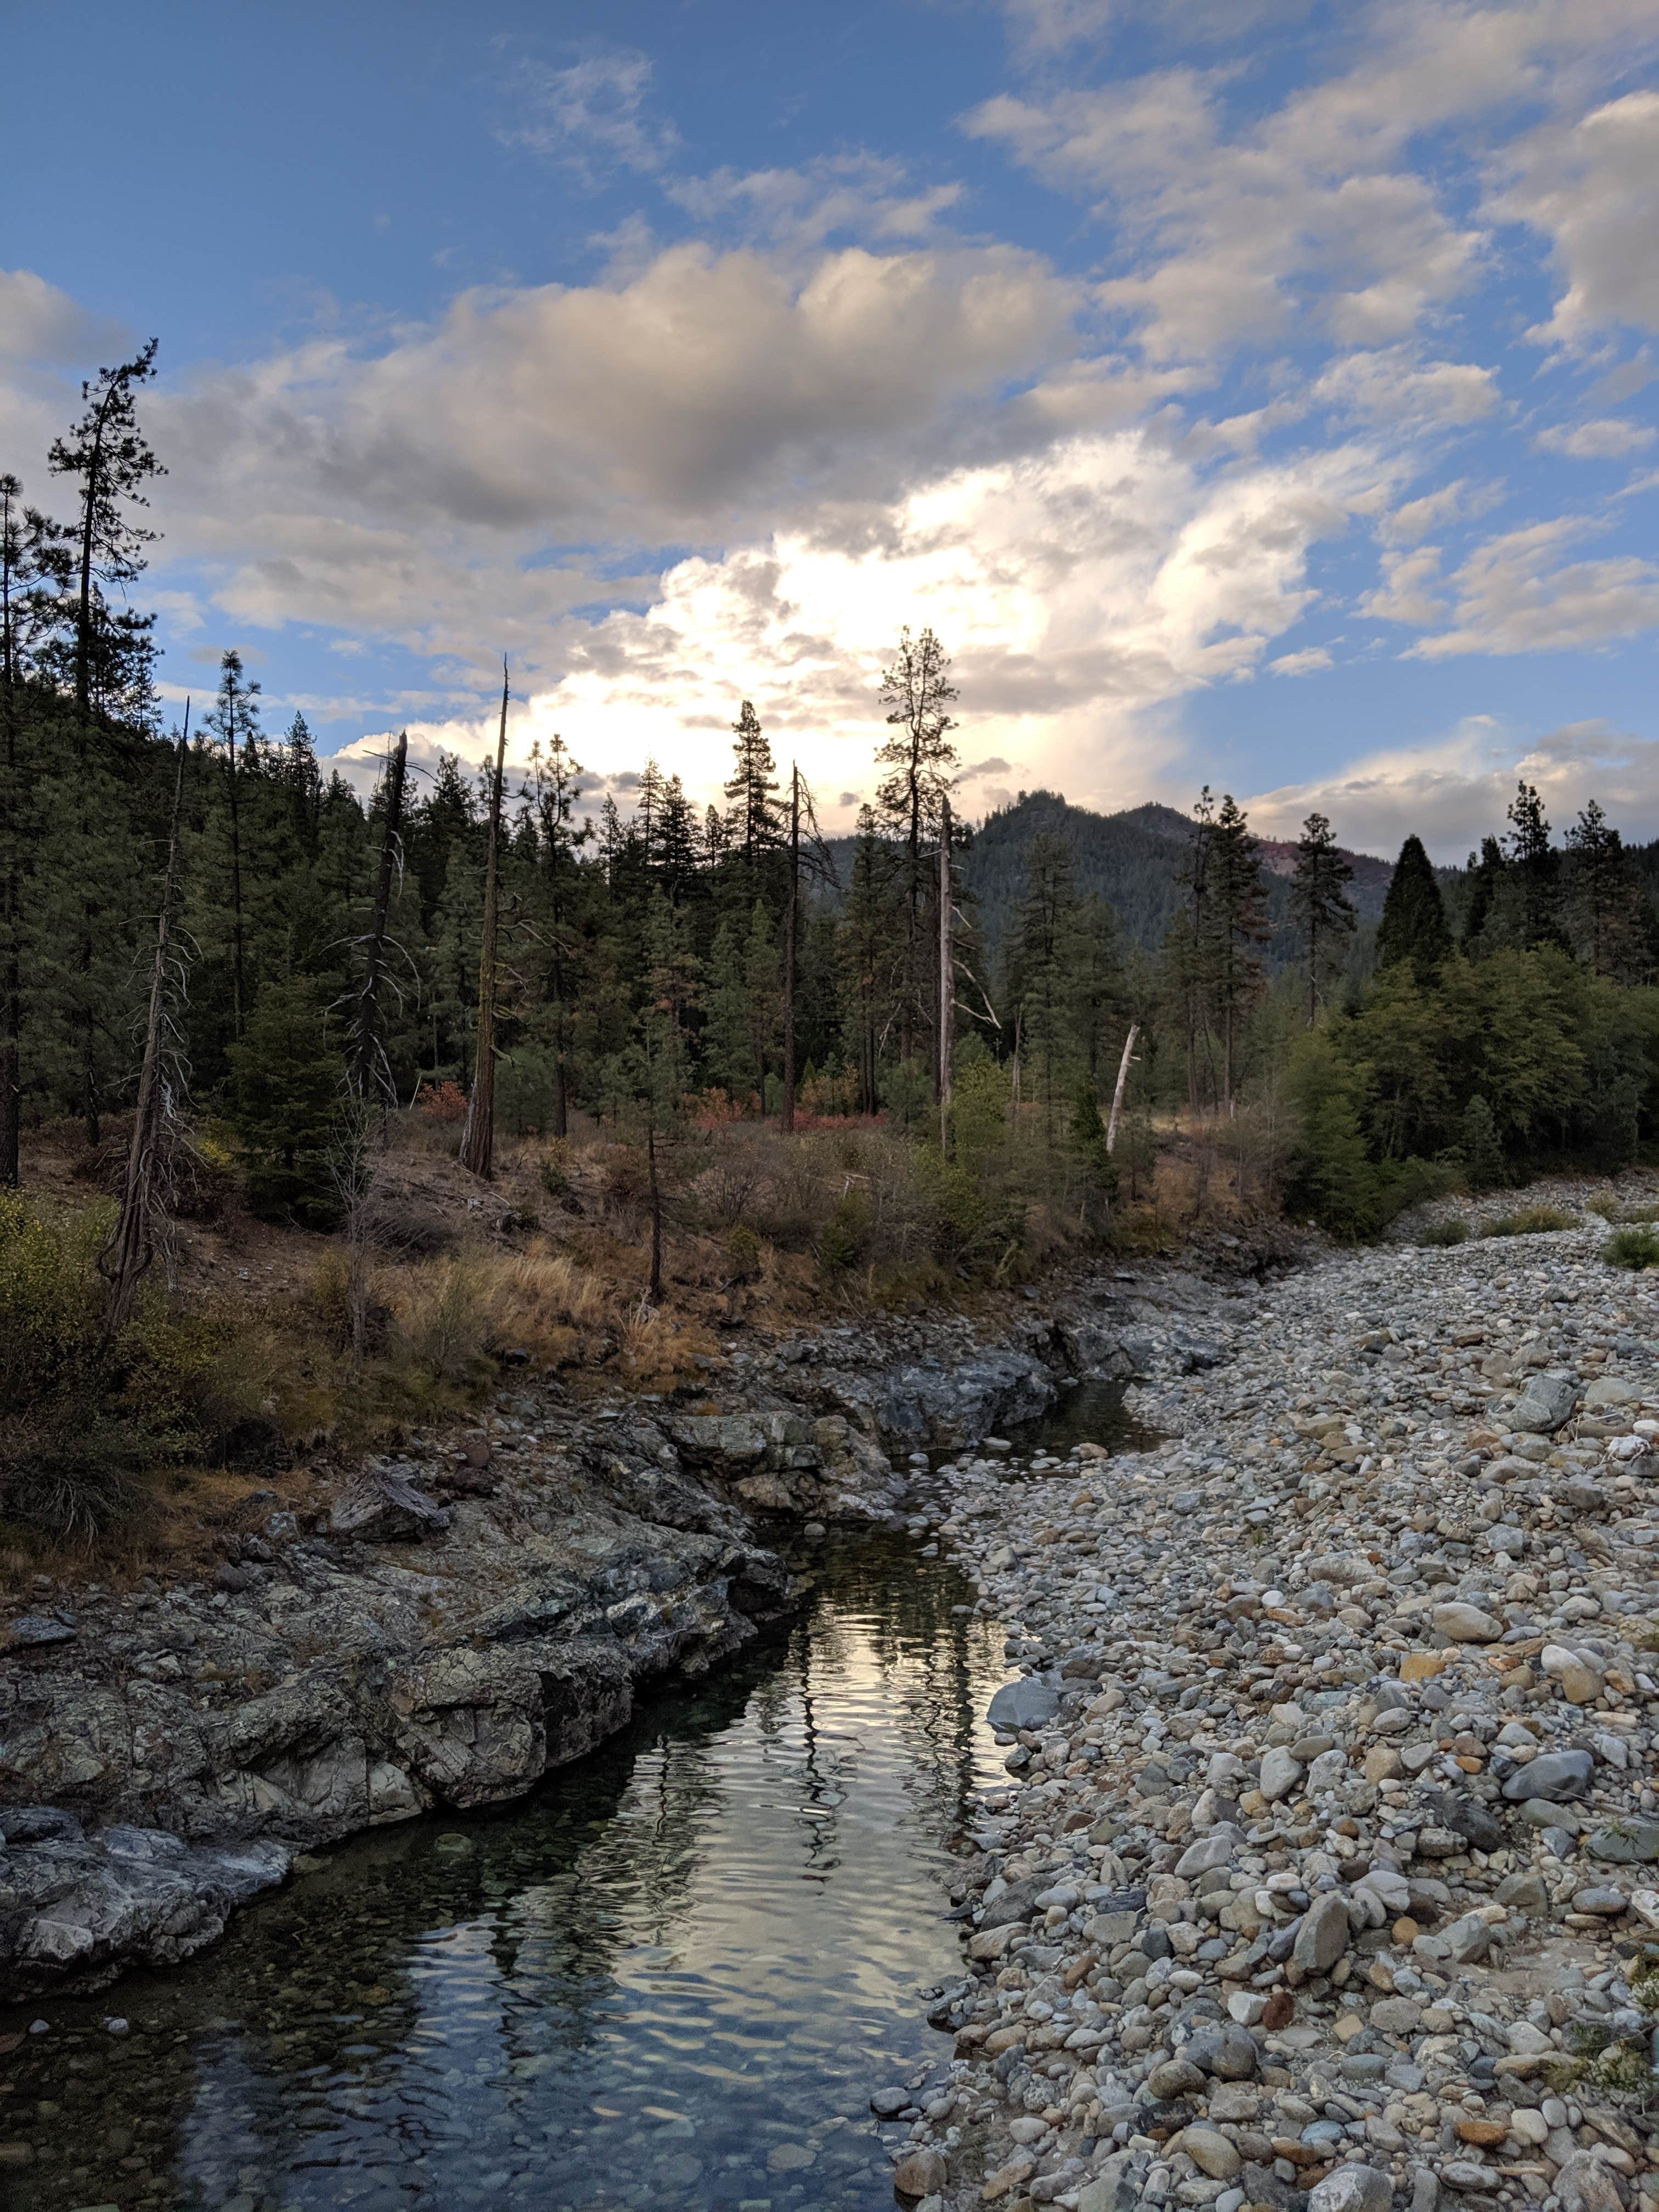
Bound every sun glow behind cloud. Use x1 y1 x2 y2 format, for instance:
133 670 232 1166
7 0 1659 859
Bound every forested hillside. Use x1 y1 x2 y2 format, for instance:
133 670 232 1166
8 345 1659 1539
948 790 1393 967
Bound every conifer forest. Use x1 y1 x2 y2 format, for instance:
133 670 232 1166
6 345 1659 1526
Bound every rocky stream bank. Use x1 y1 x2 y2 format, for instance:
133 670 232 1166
0 1263 1226 1999
895 1187 1659 2212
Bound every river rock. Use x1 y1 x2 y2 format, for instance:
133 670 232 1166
1259 1745 1303 1801
1502 1748 1594 1802
1431 1601 1500 1642
1587 1817 1659 1862
1147 2055 1206 2100
1308 2168 1393 2212
987 1674 1059 1732
893 2148 947 2197
1181 2126 1242 2180
1553 2153 1627 2212
1293 1890 1352 1973
1509 1370 1581 1434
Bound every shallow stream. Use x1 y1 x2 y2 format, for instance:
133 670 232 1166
0 1384 1149 2212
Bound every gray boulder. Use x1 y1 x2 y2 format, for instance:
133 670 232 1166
988 1674 1060 1733
1308 2169 1393 2212
1501 1748 1594 1803
1509 1370 1581 1435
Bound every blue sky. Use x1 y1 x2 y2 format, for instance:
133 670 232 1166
4 0 1659 856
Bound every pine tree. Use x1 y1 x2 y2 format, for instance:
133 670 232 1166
227 977 346 1227
703 917 755 1099
876 627 958 1057
46 340 165 726
1463 836 1505 949
202 649 261 1039
1505 781 1564 952
1289 811 1356 1022
1375 833 1452 984
1564 800 1655 982
744 900 782 1106
724 701 782 885
528 731 589 1135
1003 833 1083 1145
283 711 322 853
838 805 900 1115
1207 793 1268 1108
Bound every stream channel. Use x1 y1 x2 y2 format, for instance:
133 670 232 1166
0 1385 1148 2212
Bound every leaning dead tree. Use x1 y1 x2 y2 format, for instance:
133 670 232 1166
101 709 190 1338
1106 1023 1140 1154
459 663 510 1179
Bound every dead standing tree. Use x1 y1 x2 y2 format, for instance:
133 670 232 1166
459 663 510 1179
100 709 191 1339
779 762 838 1132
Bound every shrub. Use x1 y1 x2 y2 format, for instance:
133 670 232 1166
538 1142 573 1199
417 1080 469 1123
817 1193 870 1273
1418 1217 1469 1247
1486 1205 1576 1237
1604 1224 1659 1271
727 1224 763 1280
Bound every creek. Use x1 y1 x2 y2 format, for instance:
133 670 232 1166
0 1387 1153 2212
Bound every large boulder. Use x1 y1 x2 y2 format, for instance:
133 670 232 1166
1508 1370 1581 1435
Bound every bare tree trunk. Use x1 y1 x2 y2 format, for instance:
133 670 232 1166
1105 1022 1139 1154
351 726 408 1104
938 794 953 1150
782 763 798 1132
102 713 189 1339
460 666 509 1180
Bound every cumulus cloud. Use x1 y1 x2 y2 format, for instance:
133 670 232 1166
0 269 130 363
1534 416 1657 459
1411 517 1659 657
667 154 964 258
129 240 1074 661
1361 543 1448 625
1312 348 1501 427
1268 646 1333 675
358 426 1386 823
1248 714 1659 860
1494 90 1659 346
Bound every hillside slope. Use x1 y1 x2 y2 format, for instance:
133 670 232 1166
955 791 1393 961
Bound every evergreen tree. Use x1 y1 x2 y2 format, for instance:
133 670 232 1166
227 977 346 1227
702 917 755 1099
1374 832 1452 984
838 806 900 1115
46 340 164 725
876 627 958 1057
1505 781 1565 952
1206 793 1268 1108
723 701 782 885
1289 811 1356 1021
1463 835 1505 949
1564 800 1655 982
1003 833 1083 1144
528 731 589 1135
201 649 261 1039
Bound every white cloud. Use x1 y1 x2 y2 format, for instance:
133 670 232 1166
967 1 1659 365
1248 714 1659 860
359 427 1385 824
0 269 130 363
1361 543 1448 625
1534 416 1657 459
1410 516 1659 657
1268 645 1334 675
131 241 1074 659
1381 476 1501 544
1313 348 1501 427
499 49 680 183
666 154 964 258
1493 90 1659 346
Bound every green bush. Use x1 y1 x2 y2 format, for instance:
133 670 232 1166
1486 1205 1576 1237
817 1193 871 1273
1418 1217 1469 1247
1604 1224 1659 1271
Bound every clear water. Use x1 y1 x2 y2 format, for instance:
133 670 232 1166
0 1533 1008 2212
1003 1378 1160 1460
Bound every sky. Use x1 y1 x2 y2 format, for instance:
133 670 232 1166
4 0 1659 860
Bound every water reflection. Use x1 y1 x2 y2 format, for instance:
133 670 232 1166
1 1533 1005 2212
1003 1377 1160 1460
